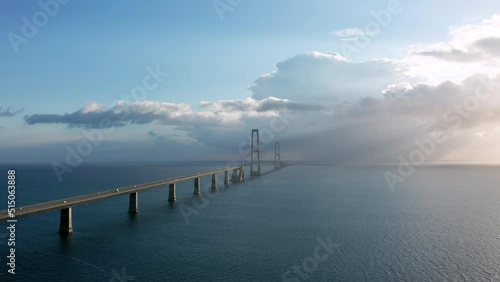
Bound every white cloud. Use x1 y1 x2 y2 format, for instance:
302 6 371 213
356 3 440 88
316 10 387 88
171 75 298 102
82 102 104 113
402 14 500 83
200 96 325 112
25 97 325 129
248 51 411 102
381 82 415 97
275 73 500 163
25 101 227 128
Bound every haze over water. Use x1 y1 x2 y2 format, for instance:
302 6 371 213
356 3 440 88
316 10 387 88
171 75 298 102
1 163 500 281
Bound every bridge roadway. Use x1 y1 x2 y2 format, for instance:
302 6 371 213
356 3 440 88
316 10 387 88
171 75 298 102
0 164 247 222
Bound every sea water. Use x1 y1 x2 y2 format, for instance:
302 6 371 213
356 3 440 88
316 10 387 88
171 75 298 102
0 163 499 281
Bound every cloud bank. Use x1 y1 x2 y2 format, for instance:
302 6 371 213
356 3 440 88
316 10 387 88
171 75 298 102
404 14 500 83
248 51 410 102
16 14 500 163
22 72 500 163
24 98 325 129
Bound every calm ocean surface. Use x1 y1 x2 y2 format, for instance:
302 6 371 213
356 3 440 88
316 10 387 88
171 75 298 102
1 162 500 281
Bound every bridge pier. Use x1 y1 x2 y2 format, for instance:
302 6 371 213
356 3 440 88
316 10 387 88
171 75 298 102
239 167 245 182
0 163 284 234
224 171 229 186
231 169 239 182
194 177 200 194
59 207 73 234
168 183 176 202
128 192 138 213
211 174 217 191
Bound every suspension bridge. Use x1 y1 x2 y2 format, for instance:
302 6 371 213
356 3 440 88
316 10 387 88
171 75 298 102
0 129 286 234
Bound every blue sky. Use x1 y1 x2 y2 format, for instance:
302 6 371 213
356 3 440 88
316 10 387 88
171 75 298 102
2 0 500 166
2 0 498 110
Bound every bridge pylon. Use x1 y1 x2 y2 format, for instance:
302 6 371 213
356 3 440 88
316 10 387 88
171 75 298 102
250 129 261 176
274 141 281 169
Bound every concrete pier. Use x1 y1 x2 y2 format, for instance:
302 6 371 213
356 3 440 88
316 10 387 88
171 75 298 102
250 164 261 176
59 207 73 234
224 171 229 186
168 183 176 202
239 167 245 182
194 177 200 194
231 169 239 182
128 192 138 213
211 174 217 190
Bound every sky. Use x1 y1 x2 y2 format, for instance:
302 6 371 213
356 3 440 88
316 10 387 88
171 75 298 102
2 0 500 165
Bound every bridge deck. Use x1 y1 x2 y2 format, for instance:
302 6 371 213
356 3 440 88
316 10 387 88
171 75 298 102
0 165 246 222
